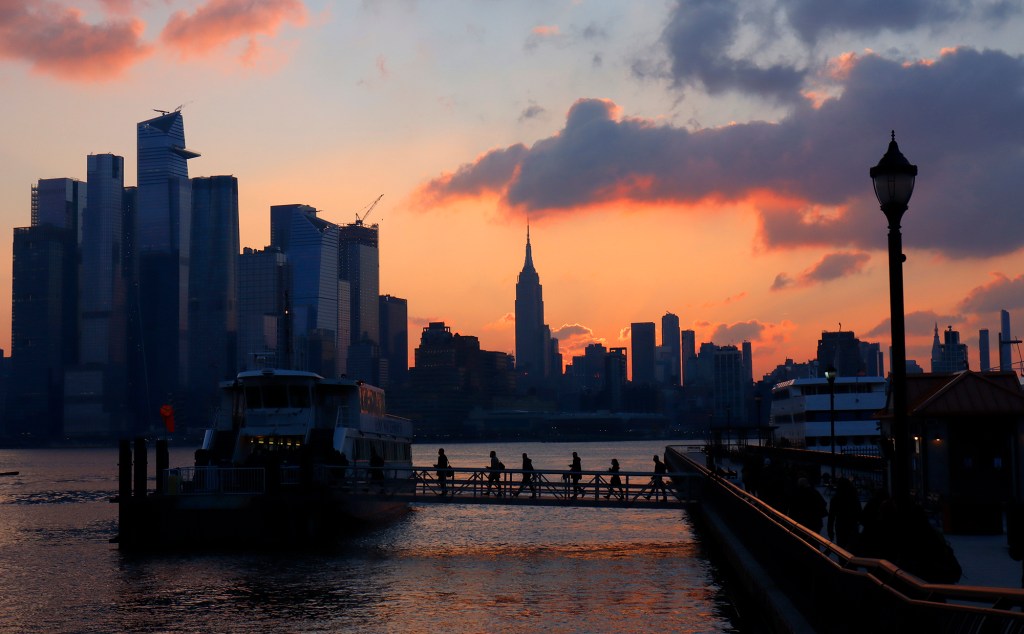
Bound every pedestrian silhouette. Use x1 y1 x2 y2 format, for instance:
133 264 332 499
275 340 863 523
569 451 583 498
827 477 862 550
515 453 537 498
604 458 624 500
434 448 451 496
789 477 827 533
645 455 668 501
369 447 384 483
485 450 504 496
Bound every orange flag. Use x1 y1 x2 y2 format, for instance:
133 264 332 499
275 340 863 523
160 404 175 434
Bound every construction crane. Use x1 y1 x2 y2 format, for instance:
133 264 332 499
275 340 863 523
355 194 383 226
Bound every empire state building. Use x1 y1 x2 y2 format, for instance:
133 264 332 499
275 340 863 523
515 226 548 385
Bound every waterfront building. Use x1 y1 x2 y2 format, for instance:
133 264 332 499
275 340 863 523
270 204 340 376
631 322 656 385
339 220 381 382
770 376 887 451
931 324 969 373
661 312 681 386
379 295 409 388
65 156 130 437
187 176 240 416
9 224 78 438
237 247 289 370
135 110 199 427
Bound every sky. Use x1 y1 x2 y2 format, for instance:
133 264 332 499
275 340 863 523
2 0 1024 379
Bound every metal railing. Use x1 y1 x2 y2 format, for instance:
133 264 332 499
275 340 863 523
666 446 1024 631
164 466 266 495
160 463 698 507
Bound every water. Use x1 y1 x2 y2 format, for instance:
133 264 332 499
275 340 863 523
0 441 742 633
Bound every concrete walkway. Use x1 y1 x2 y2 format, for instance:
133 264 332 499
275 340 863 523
946 532 1022 589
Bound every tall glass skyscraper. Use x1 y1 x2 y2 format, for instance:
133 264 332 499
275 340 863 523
188 176 239 416
237 247 289 370
135 111 199 428
270 204 340 376
340 221 380 382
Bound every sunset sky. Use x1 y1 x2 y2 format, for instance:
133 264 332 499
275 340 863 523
2 0 1024 379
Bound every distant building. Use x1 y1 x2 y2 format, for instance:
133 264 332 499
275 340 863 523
135 110 199 429
379 295 408 389
979 329 991 372
661 313 681 386
270 204 340 377
515 226 553 389
187 175 240 418
816 330 879 377
339 220 381 382
237 247 289 370
65 157 130 437
1000 310 1017 373
631 322 656 384
681 329 696 386
931 325 969 373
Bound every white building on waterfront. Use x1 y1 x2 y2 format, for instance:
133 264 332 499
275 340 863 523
769 376 888 453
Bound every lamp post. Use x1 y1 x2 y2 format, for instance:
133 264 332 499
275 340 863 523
825 365 837 481
870 131 917 504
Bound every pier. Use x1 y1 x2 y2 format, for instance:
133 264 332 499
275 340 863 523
666 445 1024 632
161 463 700 509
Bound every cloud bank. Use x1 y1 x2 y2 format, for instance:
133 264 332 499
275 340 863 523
161 0 307 60
420 48 1024 259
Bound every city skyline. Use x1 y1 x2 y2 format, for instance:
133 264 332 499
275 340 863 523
3 2 1024 378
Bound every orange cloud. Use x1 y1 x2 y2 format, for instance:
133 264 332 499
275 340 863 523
161 0 307 59
532 25 559 36
0 1 151 81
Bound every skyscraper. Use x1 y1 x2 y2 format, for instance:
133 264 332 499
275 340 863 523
340 220 381 382
237 247 289 370
270 204 340 376
515 226 548 387
188 176 240 414
661 312 681 387
65 156 130 437
979 329 991 371
10 179 85 438
379 294 409 388
931 324 968 373
135 110 199 428
681 329 696 386
630 322 656 384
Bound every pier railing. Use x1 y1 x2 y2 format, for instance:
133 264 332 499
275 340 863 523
666 446 1024 632
160 463 698 506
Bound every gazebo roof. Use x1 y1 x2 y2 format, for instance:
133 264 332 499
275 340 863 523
883 371 1024 418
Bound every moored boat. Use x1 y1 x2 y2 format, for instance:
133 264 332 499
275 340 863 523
116 369 413 550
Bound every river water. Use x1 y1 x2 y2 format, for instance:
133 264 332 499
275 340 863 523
0 440 745 633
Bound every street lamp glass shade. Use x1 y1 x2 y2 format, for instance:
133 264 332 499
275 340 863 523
869 132 917 208
825 366 837 384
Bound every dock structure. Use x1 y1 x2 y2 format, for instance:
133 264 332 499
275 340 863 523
160 463 700 509
665 445 1024 632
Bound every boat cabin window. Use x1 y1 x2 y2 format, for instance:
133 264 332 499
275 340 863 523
244 383 312 409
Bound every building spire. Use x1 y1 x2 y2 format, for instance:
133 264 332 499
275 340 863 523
523 220 535 272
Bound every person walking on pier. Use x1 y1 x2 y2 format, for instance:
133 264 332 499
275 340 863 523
569 452 583 498
485 450 504 496
515 453 537 498
435 448 452 496
789 477 827 534
605 458 624 500
645 455 668 501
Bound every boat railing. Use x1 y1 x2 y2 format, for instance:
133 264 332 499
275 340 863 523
164 466 266 495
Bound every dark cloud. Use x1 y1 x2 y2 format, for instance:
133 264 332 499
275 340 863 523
958 273 1024 314
518 103 546 122
420 48 1024 258
161 0 306 58
656 0 806 101
0 0 151 80
863 310 963 339
782 251 871 289
711 321 765 344
771 273 794 291
651 0 1021 100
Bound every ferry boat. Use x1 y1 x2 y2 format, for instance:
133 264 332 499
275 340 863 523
117 369 413 550
769 376 887 454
